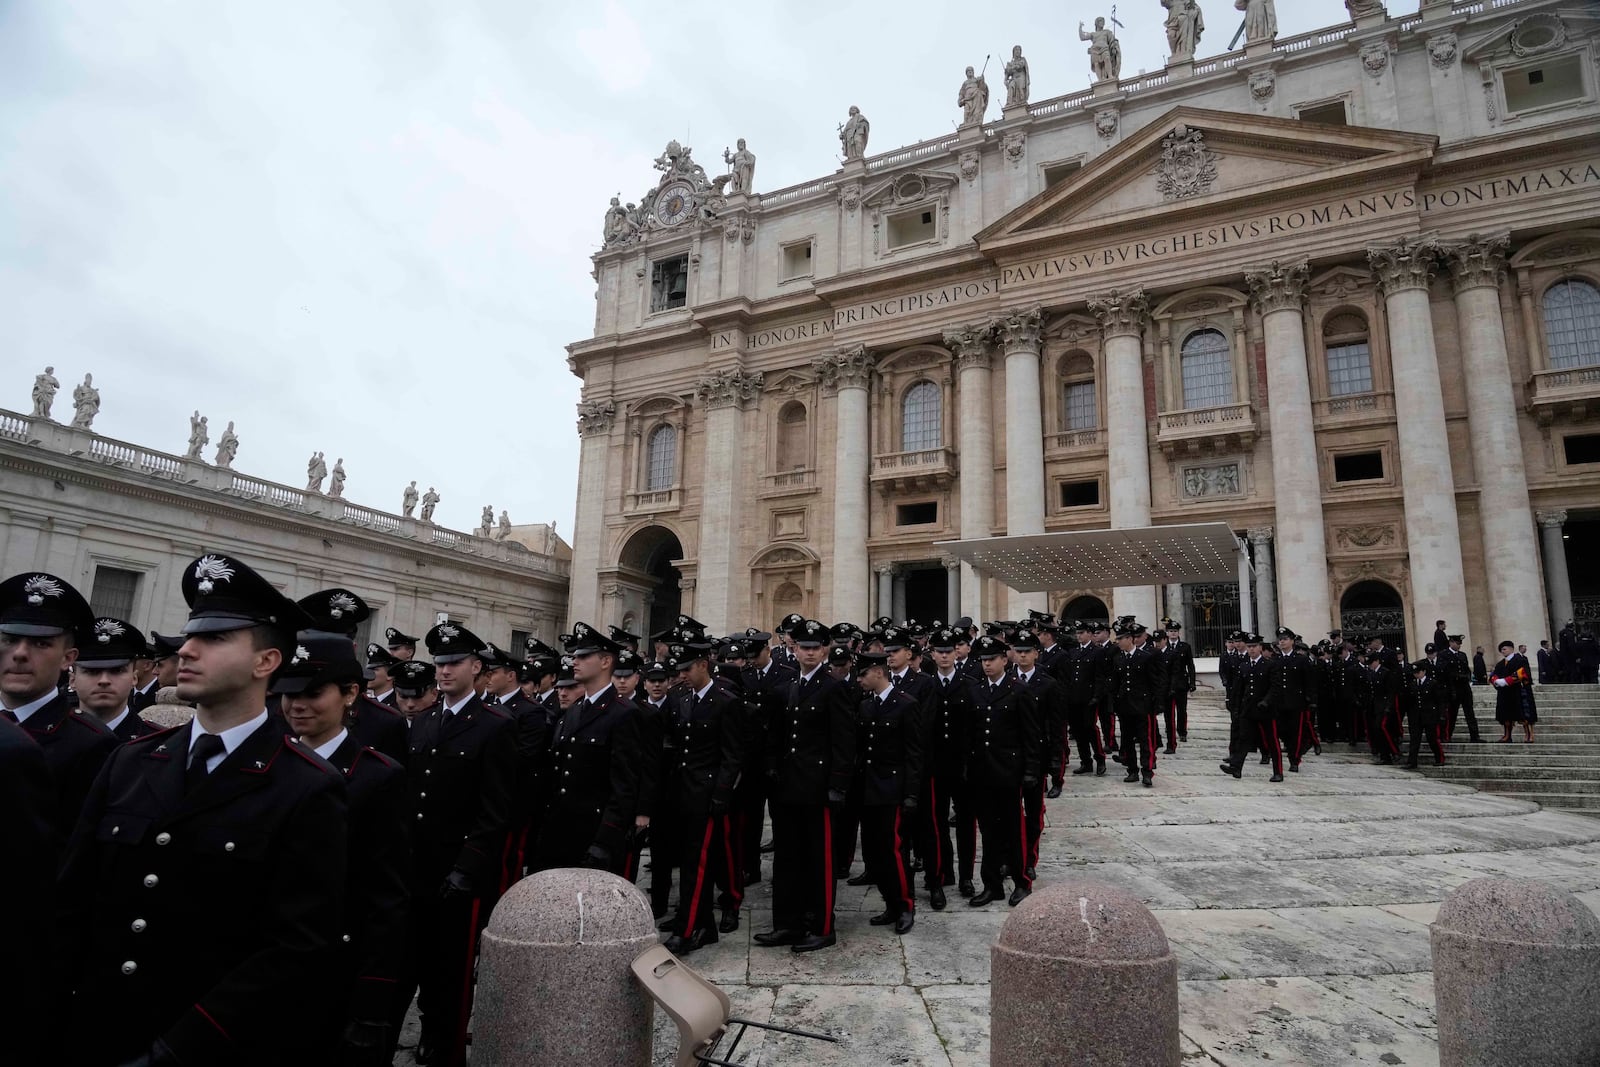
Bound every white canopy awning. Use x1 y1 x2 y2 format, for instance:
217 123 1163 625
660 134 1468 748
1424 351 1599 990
936 522 1247 592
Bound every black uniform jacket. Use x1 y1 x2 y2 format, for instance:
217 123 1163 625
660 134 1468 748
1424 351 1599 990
15 691 118 844
352 695 408 764
543 685 643 860
890 669 938 781
110 706 161 742
55 719 348 1067
928 670 974 780
1409 671 1444 725
1238 655 1274 720
1107 648 1155 717
1053 642 1101 705
967 675 1042 788
768 666 856 806
743 660 798 778
406 694 518 892
856 687 924 807
131 679 161 713
633 695 668 822
2 717 54 1067
670 681 746 816
321 732 411 1026
1017 667 1063 762
1168 640 1197 693
1266 653 1318 714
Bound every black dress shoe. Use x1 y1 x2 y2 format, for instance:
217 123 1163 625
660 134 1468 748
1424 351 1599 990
1072 764 1093 775
719 909 740 933
792 932 837 953
1095 760 1107 776
1259 755 1271 764
1142 773 1154 788
1269 773 1284 783
846 871 874 887
1025 865 1037 882
1008 885 1031 906
1179 733 1187 742
929 886 947 911
910 857 924 873
1289 763 1300 773
1046 782 1063 799
1470 736 1485 743
1163 746 1177 755
1313 743 1322 756
958 879 975 898
969 887 1002 907
1402 762 1419 770
753 928 803 947
1111 753 1123 763
663 933 687 952
895 912 915 935
1123 771 1140 783
869 909 897 926
685 927 718 953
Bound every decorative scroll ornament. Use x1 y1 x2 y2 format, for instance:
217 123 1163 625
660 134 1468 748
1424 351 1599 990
1095 109 1119 138
1087 287 1151 339
1359 41 1391 78
1244 260 1311 315
1248 70 1276 101
812 346 875 391
1155 124 1218 201
942 323 994 371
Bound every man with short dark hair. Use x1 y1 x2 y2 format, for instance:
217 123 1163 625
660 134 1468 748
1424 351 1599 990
851 651 920 936
385 626 419 661
76 616 159 741
967 635 1040 907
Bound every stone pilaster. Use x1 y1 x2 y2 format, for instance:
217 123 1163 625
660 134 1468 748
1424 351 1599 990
1088 288 1157 624
998 304 1047 617
943 555 962 621
876 563 896 621
1538 510 1573 637
1245 260 1331 636
1248 526 1279 637
1368 237 1470 644
568 400 616 626
693 369 763 632
816 346 874 622
1442 234 1545 647
946 322 996 620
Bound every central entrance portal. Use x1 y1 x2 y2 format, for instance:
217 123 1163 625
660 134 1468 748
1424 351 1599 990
903 566 945 623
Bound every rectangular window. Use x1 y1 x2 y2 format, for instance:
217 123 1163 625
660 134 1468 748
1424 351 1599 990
780 241 813 281
1326 341 1374 396
1062 381 1097 430
1043 160 1082 189
90 566 140 620
1565 433 1600 466
1059 480 1100 508
1334 451 1385 482
649 255 688 312
1503 54 1585 113
509 628 531 658
886 205 937 250
1297 100 1347 125
896 502 938 526
352 617 373 655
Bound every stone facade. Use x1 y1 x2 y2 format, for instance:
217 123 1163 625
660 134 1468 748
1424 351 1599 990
567 0 1600 653
0 410 570 645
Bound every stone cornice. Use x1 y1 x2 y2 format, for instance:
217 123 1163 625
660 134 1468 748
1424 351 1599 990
1442 232 1510 293
1368 236 1441 296
1087 288 1151 340
695 369 765 409
1244 260 1312 316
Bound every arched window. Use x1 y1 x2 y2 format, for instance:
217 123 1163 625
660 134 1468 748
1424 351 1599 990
901 380 942 452
1059 352 1097 431
776 401 808 470
645 425 676 491
1543 278 1600 369
1323 312 1374 396
1180 329 1233 409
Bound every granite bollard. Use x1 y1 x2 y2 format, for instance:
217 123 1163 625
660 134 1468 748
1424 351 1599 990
990 878 1180 1066
472 868 658 1066
1432 876 1600 1067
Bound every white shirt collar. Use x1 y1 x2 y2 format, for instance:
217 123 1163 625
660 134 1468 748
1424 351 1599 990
313 728 349 761
189 709 269 771
444 692 475 715
800 665 823 682
937 669 957 681
4 689 58 724
693 681 714 701
104 706 132 734
587 683 614 705
1018 670 1033 683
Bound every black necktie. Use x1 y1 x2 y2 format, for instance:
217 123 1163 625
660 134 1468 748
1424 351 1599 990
187 733 226 795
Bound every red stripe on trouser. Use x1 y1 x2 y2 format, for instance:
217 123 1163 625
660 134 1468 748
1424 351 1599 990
1295 712 1304 763
820 808 835 935
1260 723 1282 775
1379 716 1396 757
1091 716 1104 758
927 777 942 883
720 813 742 910
1015 790 1031 889
891 808 913 912
454 898 482 1063
1148 715 1157 771
1305 710 1320 746
682 819 716 935
622 846 637 882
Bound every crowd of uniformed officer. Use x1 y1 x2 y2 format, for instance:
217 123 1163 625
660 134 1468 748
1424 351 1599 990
5 547 1501 1066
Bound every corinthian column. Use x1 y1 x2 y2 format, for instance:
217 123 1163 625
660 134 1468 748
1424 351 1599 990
1088 288 1157 624
817 345 874 622
1368 237 1470 643
1443 234 1546 646
693 368 764 632
1538 510 1573 635
569 400 617 625
1246 260 1331 636
999 305 1048 616
945 323 996 618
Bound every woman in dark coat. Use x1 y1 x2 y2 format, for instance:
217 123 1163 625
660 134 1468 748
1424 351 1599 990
1490 640 1537 743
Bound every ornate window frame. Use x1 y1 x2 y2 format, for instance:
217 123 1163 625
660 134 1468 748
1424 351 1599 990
1152 287 1250 413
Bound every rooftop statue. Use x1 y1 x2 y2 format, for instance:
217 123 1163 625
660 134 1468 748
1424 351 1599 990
31 366 59 419
1079 17 1123 81
723 139 756 194
958 64 990 127
185 411 208 459
71 373 99 429
214 422 239 468
402 480 419 517
1163 0 1205 61
1236 0 1276 42
1004 46 1030 108
839 106 870 161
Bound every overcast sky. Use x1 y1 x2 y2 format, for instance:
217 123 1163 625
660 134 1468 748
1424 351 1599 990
1 0 1354 537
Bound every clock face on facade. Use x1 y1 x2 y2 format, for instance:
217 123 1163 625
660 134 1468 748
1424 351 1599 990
655 180 695 226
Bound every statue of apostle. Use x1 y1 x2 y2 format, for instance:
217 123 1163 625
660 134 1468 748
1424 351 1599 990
1003 46 1030 108
839 106 870 161
957 65 989 127
1079 17 1122 81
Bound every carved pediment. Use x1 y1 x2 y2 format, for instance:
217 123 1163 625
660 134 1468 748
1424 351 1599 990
977 106 1438 249
764 372 817 395
1308 265 1377 302
627 393 689 418
1045 312 1101 346
1509 229 1600 270
1462 11 1600 65
862 170 960 210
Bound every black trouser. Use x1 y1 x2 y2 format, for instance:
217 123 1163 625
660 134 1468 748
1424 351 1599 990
833 779 864 875
920 770 957 887
1445 682 1480 741
1067 701 1103 767
1117 710 1155 775
1407 714 1445 765
1022 776 1046 871
1098 701 1118 752
412 889 493 1067
862 804 916 916
769 801 837 936
1161 696 1179 749
1276 706 1316 765
647 796 681 918
953 777 978 884
1046 713 1070 783
1371 698 1402 759
974 783 1028 892
735 767 767 882
676 811 741 936
1171 691 1189 738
